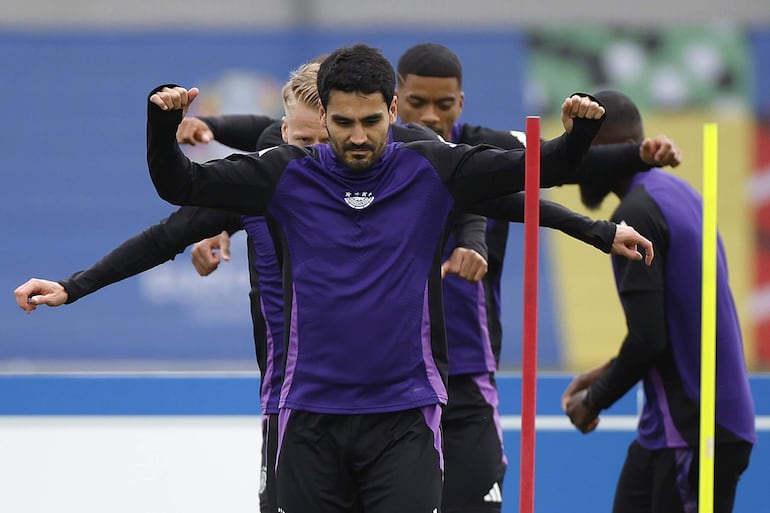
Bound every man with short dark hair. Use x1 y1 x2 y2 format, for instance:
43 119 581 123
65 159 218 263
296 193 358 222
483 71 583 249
562 90 755 513
144 43 612 513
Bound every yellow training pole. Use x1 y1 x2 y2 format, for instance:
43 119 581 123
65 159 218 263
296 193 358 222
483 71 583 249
699 123 718 513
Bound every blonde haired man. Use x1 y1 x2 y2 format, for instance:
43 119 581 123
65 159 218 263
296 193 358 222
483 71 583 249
279 62 328 147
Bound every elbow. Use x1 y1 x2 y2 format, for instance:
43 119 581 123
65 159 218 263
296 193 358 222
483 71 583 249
626 329 667 363
150 177 190 206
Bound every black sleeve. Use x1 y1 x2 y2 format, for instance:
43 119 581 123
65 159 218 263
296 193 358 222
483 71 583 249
58 207 243 304
458 124 526 151
588 289 667 409
587 189 669 409
147 87 302 215
412 94 604 209
256 122 286 150
486 219 509 273
199 114 278 152
391 123 441 142
451 214 488 261
460 100 596 172
468 193 616 253
570 142 650 186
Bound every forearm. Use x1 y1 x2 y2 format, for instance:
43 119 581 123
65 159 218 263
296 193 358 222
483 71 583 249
539 199 615 253
60 207 242 303
589 289 667 409
449 95 603 207
147 89 277 214
452 213 488 260
469 193 616 253
60 233 176 304
201 114 277 152
570 142 649 186
539 93 606 187
147 93 195 205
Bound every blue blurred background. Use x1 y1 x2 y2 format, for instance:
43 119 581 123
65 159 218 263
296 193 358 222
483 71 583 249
0 21 770 371
3 22 770 370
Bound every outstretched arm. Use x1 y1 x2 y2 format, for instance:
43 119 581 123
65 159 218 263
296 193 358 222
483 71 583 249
469 193 653 264
177 114 277 151
539 94 607 188
573 134 683 185
148 85 293 214
13 207 242 313
430 94 605 209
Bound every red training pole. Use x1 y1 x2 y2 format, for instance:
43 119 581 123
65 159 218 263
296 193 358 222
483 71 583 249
519 116 540 513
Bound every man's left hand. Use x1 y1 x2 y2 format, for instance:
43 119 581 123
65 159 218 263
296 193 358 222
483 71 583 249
612 224 654 266
441 247 488 283
640 135 682 168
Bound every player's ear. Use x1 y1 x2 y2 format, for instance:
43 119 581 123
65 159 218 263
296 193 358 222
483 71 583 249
281 117 289 144
389 96 398 124
319 106 327 129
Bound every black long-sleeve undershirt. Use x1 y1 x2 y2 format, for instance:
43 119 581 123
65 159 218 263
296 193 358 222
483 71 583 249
471 192 616 253
588 289 668 410
59 207 242 303
200 114 277 152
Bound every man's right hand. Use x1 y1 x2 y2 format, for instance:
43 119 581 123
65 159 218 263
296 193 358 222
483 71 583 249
150 86 200 114
561 361 612 411
191 231 231 276
13 278 69 313
561 94 606 134
177 117 214 145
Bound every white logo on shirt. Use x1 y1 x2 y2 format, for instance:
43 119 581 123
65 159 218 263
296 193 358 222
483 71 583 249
344 191 375 209
483 482 502 503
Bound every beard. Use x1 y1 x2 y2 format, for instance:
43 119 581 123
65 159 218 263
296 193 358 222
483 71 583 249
330 137 386 171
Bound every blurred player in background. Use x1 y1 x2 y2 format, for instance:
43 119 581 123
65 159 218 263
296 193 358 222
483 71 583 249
562 90 755 513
